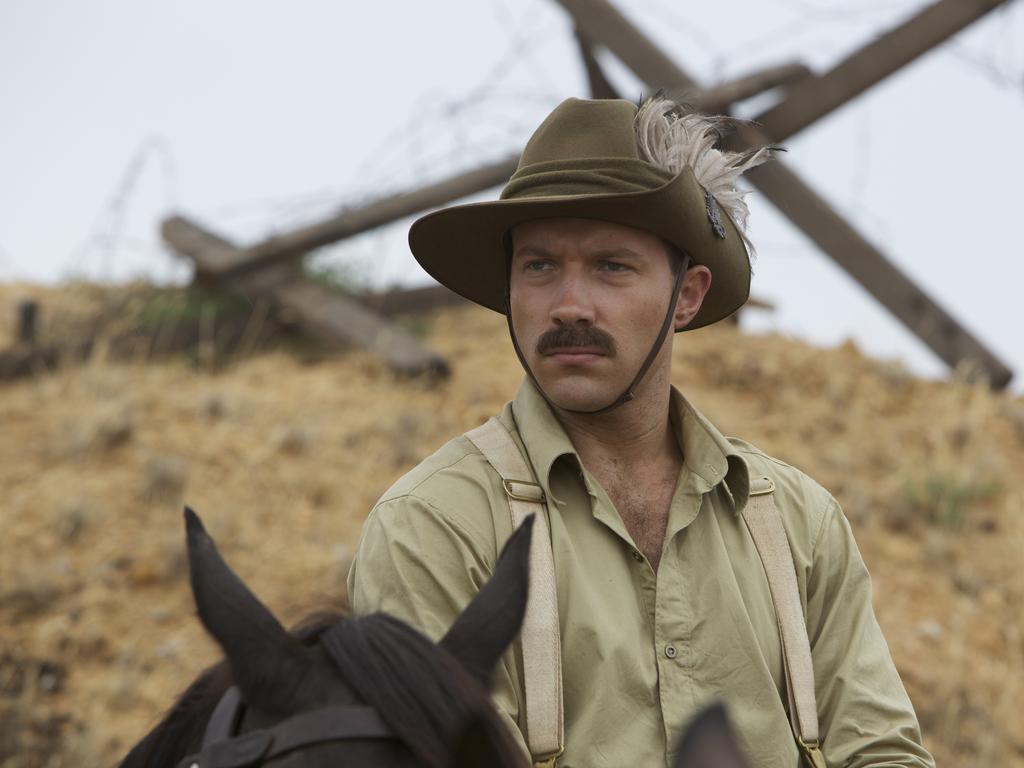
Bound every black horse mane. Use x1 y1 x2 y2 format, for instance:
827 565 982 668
321 612 523 768
121 611 522 768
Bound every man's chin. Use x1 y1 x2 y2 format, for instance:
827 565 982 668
535 380 621 414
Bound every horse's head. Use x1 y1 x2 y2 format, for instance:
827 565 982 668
178 507 531 768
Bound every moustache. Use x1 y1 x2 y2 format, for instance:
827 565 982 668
536 325 617 357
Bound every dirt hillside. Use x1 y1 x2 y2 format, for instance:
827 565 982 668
1 283 1022 766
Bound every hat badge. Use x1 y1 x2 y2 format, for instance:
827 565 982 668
705 191 727 239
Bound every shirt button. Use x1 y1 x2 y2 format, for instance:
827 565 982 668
665 644 677 659
631 549 644 562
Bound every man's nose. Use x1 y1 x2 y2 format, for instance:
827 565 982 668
549 272 595 326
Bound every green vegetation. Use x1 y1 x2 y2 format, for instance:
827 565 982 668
135 286 251 328
900 471 1003 528
302 259 367 295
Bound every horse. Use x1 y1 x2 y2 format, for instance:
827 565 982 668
120 508 532 768
121 507 751 768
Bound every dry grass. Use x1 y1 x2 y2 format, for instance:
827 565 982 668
1 283 1022 765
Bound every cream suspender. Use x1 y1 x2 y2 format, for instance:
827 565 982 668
467 418 823 768
742 476 827 768
465 418 564 768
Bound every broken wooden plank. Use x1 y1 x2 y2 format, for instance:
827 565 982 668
575 28 620 99
17 301 39 345
203 157 520 282
740 143 1012 387
687 63 812 113
552 0 1014 388
752 0 1012 142
162 216 450 378
362 284 469 317
576 26 811 113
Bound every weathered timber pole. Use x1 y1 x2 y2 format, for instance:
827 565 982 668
162 216 450 378
207 156 520 281
752 0 1012 142
689 63 812 113
16 301 39 345
737 138 1012 385
577 26 811 112
575 29 620 99
555 0 1013 387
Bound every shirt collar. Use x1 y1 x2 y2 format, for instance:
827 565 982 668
510 379 751 513
669 387 750 512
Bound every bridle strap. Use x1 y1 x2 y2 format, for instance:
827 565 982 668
204 686 245 745
504 247 691 417
177 686 394 768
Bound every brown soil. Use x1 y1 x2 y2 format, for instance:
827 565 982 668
1 283 1022 766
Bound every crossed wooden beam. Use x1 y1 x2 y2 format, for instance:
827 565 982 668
162 0 1012 387
565 0 1013 388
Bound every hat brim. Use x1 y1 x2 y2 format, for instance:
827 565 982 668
408 166 750 331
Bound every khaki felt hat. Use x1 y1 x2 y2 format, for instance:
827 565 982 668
408 97 752 330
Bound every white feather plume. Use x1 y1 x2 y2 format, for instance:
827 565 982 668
634 95 772 257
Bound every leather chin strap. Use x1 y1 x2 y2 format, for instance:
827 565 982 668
505 251 691 417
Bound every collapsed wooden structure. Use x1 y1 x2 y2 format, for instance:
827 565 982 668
8 0 1011 386
156 0 1012 388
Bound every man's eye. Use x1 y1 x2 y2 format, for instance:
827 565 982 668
524 260 553 272
601 261 630 273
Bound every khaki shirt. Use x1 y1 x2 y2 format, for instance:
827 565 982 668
348 380 934 768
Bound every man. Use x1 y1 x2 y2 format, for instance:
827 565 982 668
347 97 934 768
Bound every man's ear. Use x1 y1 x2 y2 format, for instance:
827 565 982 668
184 507 310 712
671 704 749 768
674 265 712 330
440 515 533 688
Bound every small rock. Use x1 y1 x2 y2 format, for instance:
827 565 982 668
201 393 226 420
148 607 173 624
37 661 65 694
53 502 98 544
155 639 182 660
142 456 188 504
91 407 134 451
105 678 137 712
273 426 313 455
916 619 943 642
4 573 62 620
952 569 982 597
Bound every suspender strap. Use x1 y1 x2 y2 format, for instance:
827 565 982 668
742 477 827 768
466 418 565 767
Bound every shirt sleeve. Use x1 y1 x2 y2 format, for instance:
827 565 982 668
346 494 531 761
805 498 936 768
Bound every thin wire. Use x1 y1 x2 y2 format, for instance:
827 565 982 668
944 1 1024 93
68 135 178 282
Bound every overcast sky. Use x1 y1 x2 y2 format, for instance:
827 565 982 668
2 0 1022 388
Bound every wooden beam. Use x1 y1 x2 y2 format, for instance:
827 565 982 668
574 28 620 99
362 284 469 317
557 0 698 91
753 0 1012 142
688 63 812 113
575 24 812 113
739 137 1012 387
206 156 520 281
162 216 450 378
552 0 1013 387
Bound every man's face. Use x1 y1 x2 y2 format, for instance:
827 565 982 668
509 218 710 413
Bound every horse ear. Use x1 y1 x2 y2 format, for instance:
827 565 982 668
671 704 749 768
184 507 309 712
440 515 533 688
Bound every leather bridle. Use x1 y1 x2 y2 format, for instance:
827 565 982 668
175 685 396 768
